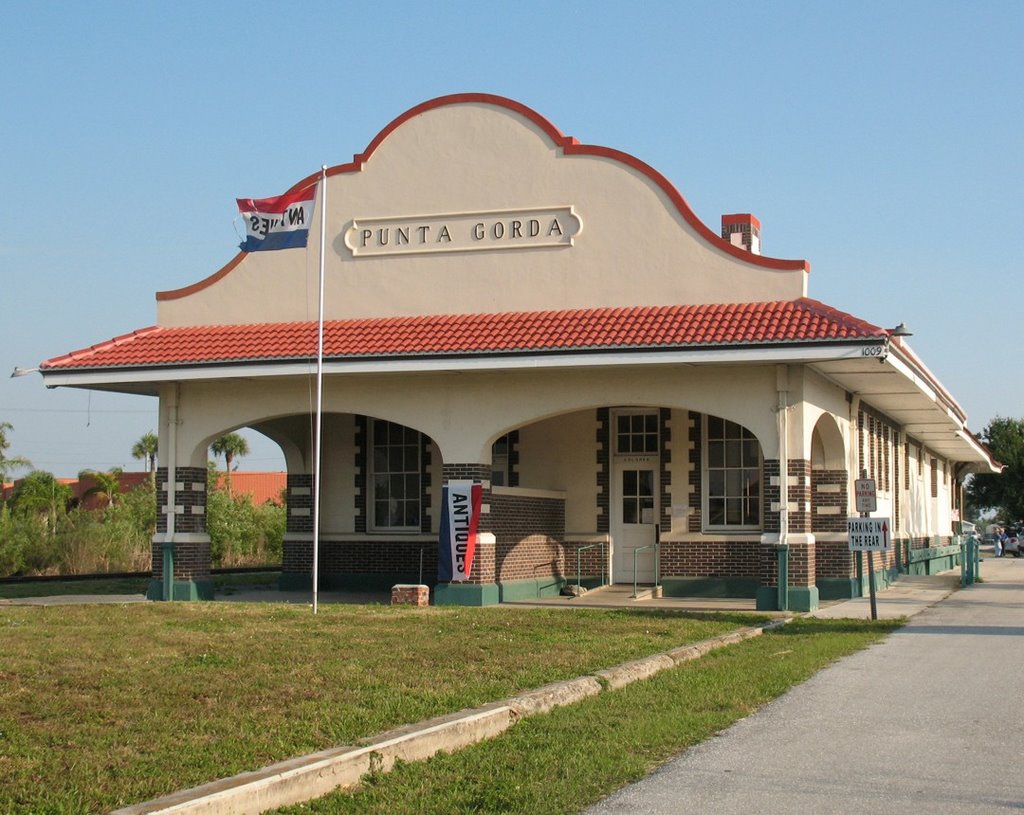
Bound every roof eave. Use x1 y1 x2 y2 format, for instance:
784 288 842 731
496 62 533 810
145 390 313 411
39 339 882 389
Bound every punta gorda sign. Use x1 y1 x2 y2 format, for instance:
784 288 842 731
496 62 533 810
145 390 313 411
345 206 582 257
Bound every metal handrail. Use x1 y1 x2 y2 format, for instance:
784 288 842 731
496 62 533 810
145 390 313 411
960 534 980 587
631 541 661 598
575 542 607 593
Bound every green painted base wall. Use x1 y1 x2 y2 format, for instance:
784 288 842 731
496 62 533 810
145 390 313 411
817 578 861 601
278 573 311 592
756 585 819 612
661 577 759 599
278 573 601 604
278 572 429 593
789 586 818 612
856 566 900 594
434 582 500 606
498 576 570 602
327 573 428 592
146 579 214 601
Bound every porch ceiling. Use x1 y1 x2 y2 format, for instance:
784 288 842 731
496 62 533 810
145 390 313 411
811 352 994 468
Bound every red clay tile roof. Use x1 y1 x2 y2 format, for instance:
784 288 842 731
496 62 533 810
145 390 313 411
42 298 886 371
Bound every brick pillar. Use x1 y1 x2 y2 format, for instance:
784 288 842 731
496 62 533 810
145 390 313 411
149 466 213 600
758 459 818 612
596 408 610 534
659 408 672 533
285 473 314 534
763 459 781 534
433 463 498 606
688 411 703 532
787 460 811 534
281 473 314 590
788 459 817 606
811 465 860 599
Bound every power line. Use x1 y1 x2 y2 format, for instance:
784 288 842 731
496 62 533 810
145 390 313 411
0 407 155 414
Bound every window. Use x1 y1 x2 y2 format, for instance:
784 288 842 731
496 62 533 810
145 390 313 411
617 412 658 454
491 434 511 487
621 469 655 524
371 420 421 530
705 416 761 528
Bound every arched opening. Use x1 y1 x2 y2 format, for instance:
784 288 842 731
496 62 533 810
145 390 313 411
810 412 854 599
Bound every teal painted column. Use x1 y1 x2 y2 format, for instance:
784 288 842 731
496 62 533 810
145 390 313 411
162 541 174 601
777 544 789 611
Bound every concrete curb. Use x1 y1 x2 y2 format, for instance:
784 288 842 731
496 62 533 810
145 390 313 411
109 623 775 815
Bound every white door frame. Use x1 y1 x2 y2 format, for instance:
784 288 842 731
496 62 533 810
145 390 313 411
610 409 660 584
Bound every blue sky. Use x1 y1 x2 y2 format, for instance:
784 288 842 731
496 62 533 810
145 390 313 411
1 0 1021 477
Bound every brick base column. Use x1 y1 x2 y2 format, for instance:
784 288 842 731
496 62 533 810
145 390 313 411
434 463 499 606
148 466 213 600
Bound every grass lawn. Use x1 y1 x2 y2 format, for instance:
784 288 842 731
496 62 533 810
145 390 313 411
274 617 900 815
0 601 767 814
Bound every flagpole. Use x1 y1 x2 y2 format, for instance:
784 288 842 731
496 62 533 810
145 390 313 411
312 165 327 615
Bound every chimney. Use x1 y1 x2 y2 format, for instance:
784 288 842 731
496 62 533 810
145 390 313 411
721 213 761 255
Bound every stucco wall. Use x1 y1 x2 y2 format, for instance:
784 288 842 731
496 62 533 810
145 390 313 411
517 410 598 533
157 100 806 328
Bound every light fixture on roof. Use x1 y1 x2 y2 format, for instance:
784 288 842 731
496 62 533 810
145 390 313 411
890 323 912 337
10 366 39 378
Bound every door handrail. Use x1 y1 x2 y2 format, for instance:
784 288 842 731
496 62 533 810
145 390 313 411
574 541 607 592
631 538 661 599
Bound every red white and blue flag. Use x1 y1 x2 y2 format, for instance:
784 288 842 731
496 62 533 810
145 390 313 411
438 480 482 582
237 184 317 252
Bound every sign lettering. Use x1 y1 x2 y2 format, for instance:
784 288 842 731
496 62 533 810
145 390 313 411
848 517 891 552
345 206 582 257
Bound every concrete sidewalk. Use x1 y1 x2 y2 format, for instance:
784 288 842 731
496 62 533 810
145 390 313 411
808 569 964 619
505 568 965 618
586 556 1024 814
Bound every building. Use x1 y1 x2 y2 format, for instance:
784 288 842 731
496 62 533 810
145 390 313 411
1 472 284 510
37 94 998 608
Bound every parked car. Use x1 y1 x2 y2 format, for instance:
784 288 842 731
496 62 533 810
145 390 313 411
1002 528 1023 558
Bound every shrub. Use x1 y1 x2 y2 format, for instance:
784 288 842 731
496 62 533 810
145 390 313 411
206 473 284 567
54 484 156 574
0 478 157 577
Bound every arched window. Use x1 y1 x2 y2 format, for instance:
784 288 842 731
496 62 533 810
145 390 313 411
371 420 421 530
704 416 761 529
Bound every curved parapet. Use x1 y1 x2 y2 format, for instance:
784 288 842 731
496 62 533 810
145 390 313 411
157 94 809 325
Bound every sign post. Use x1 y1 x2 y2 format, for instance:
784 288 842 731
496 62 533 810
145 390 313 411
850 473 887 620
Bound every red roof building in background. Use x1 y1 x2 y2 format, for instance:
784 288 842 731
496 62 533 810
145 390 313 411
215 472 285 506
2 472 285 510
36 94 997 608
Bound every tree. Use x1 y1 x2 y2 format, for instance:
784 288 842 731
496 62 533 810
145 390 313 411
0 422 32 506
965 416 1024 524
78 467 124 508
132 431 158 475
10 470 71 534
210 432 250 497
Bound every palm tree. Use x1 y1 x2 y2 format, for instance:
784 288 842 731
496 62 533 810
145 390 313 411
132 431 158 486
211 433 250 497
11 470 70 533
0 422 32 508
78 467 124 508
132 431 158 472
